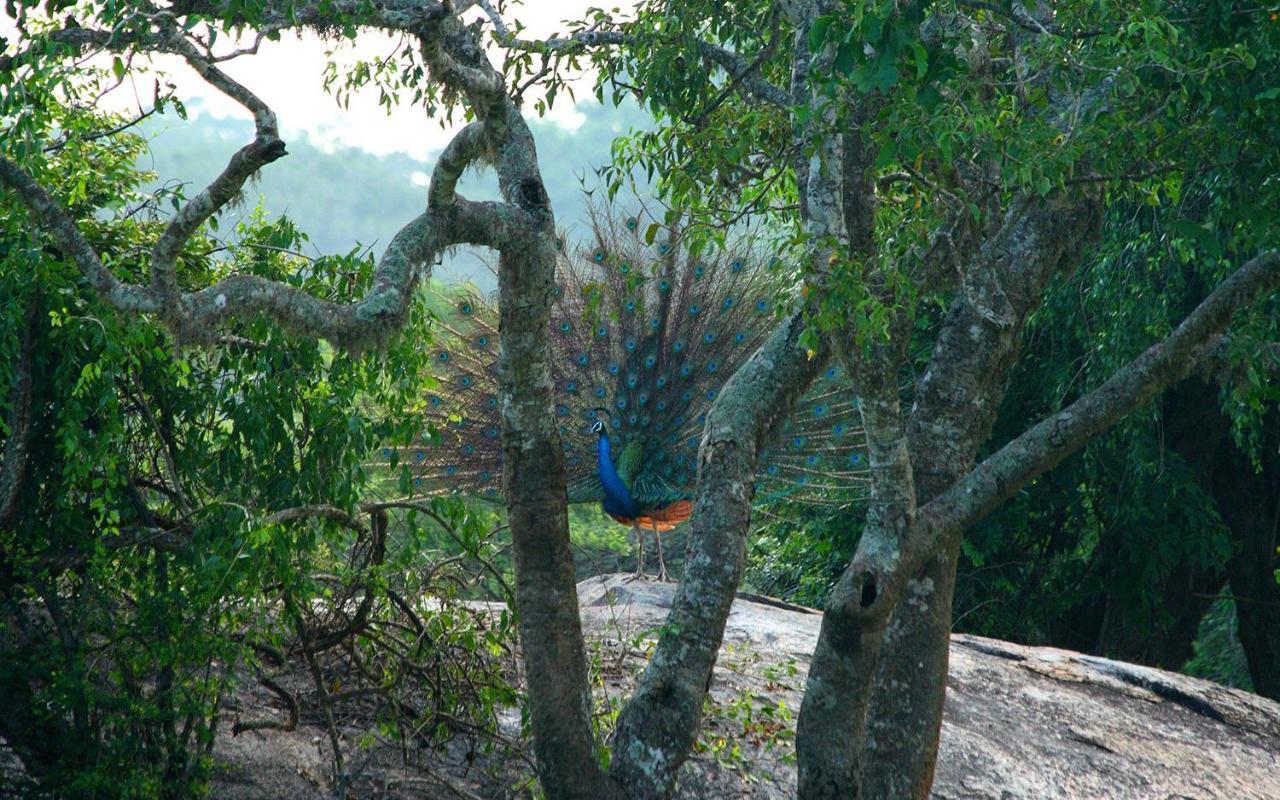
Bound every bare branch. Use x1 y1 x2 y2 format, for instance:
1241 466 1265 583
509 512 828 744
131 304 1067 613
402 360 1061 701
264 503 368 533
149 34 284 304
428 121 490 209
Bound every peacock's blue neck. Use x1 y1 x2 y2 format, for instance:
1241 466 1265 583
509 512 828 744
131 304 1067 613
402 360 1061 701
596 433 639 518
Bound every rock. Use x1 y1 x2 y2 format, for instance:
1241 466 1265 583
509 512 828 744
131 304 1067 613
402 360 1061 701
203 573 1280 798
576 574 1280 800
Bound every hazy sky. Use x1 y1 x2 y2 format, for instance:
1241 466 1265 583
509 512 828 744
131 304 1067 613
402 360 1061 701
4 1 620 160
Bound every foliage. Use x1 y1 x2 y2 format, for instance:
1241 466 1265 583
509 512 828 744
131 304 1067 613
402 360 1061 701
584 0 1280 350
745 504 862 608
1183 599 1254 691
0 106 520 797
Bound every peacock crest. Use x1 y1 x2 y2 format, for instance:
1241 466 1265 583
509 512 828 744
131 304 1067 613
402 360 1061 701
391 204 868 576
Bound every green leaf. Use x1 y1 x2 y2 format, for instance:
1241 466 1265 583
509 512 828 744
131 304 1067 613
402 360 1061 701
918 85 941 111
808 15 833 52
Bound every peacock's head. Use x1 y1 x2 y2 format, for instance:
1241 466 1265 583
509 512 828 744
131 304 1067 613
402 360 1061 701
590 407 608 436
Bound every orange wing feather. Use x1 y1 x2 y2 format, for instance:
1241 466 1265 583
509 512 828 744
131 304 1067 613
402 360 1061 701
609 500 694 531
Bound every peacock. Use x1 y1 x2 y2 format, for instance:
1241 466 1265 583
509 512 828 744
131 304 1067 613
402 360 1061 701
396 205 868 580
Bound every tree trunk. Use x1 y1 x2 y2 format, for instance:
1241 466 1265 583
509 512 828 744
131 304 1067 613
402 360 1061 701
609 314 826 798
494 117 617 799
862 193 1102 798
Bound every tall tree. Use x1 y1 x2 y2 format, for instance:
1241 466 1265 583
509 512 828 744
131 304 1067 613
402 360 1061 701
3 2 1279 800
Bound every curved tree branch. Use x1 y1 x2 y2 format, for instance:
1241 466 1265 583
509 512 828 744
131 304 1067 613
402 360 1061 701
150 33 285 305
911 249 1280 569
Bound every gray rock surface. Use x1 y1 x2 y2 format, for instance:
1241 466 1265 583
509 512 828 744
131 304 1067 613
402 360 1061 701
207 574 1280 798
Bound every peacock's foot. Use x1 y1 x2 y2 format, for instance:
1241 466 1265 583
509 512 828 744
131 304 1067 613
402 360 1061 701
625 561 651 581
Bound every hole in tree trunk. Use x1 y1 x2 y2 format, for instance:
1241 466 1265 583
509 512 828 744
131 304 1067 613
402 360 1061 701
860 571 878 608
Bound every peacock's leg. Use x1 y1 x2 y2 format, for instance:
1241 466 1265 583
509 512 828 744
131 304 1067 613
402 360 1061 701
628 522 647 580
652 522 670 582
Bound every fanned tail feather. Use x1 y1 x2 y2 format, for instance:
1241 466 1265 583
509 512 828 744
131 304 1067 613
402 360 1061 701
393 202 869 515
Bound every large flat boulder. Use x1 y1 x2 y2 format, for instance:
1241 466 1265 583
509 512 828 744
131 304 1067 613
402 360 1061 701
576 574 1280 800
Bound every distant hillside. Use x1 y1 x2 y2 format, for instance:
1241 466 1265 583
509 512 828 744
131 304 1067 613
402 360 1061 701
139 101 650 289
